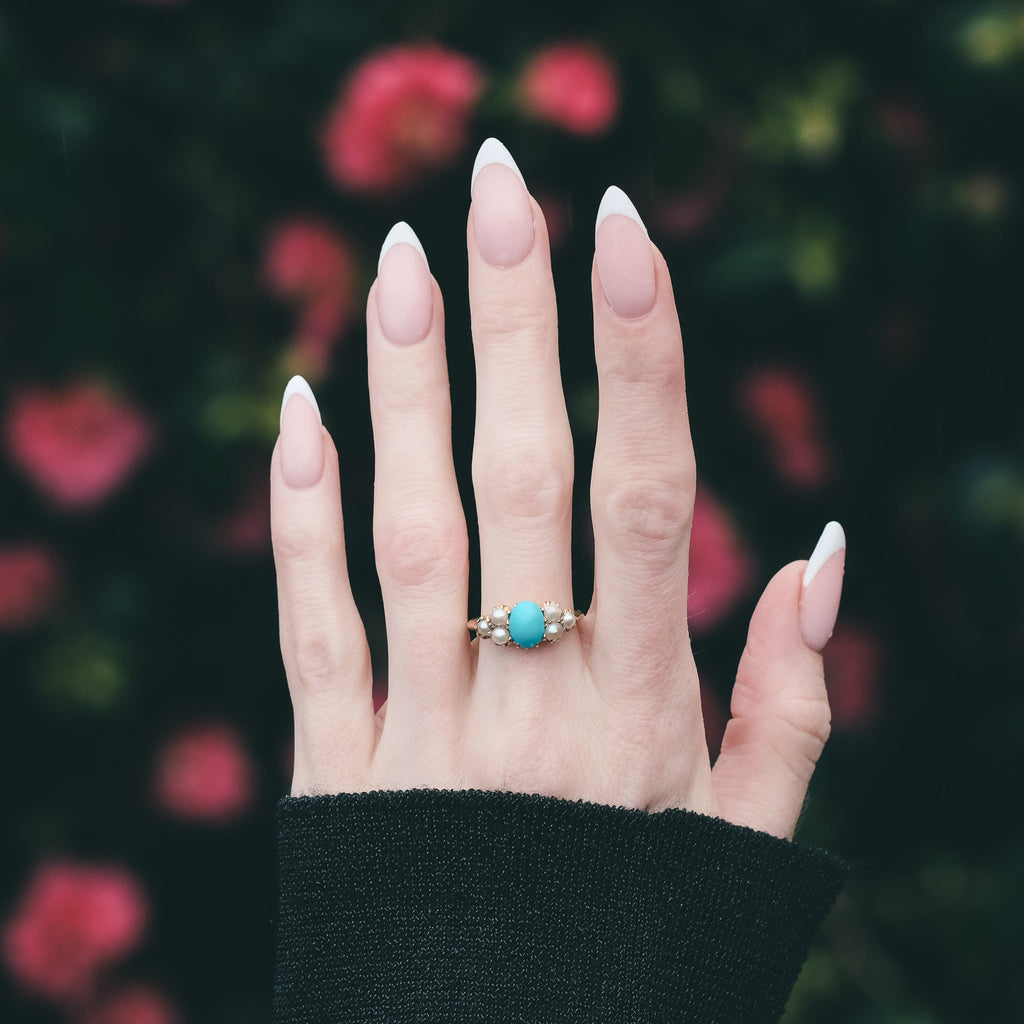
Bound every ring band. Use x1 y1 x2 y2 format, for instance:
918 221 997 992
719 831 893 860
468 600 580 649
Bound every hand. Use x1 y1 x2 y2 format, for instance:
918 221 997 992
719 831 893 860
269 139 846 840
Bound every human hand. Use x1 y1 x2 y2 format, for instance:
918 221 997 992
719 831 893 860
270 138 846 841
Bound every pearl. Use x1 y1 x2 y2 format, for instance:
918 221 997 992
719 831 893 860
544 621 564 641
491 626 510 646
476 618 492 637
561 611 577 630
490 606 510 627
508 601 545 649
542 602 561 623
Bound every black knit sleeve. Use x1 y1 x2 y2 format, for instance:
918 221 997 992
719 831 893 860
274 789 847 1024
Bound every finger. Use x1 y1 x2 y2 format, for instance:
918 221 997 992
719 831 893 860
711 523 846 838
271 376 374 794
467 139 575 639
368 224 471 733
588 187 697 694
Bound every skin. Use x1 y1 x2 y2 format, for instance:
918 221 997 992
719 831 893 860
269 178 833 842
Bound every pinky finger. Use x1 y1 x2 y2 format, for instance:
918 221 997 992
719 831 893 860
271 376 375 795
711 523 846 839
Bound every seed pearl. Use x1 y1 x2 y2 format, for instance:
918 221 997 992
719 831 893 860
561 611 577 630
491 626 510 646
544 622 564 640
542 602 561 623
476 618 493 637
490 606 510 627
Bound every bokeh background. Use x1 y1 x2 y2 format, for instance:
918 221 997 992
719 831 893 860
2 1 1022 1021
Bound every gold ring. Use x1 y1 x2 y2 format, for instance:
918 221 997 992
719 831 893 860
468 600 580 649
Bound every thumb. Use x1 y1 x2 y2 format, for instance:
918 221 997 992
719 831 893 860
711 522 846 839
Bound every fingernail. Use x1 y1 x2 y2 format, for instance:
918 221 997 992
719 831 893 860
800 521 846 651
376 222 433 346
595 186 656 319
470 138 535 268
279 375 324 489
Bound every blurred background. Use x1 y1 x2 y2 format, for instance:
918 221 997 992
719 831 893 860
1 1 1022 1021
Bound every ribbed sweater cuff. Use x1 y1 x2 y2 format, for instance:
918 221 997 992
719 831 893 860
274 788 847 1024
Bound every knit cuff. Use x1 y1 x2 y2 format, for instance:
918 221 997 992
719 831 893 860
274 789 847 1024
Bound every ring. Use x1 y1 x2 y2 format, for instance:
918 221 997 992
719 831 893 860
467 600 580 649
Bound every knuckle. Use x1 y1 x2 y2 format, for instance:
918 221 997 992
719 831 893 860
474 304 554 348
474 445 573 524
275 538 335 579
283 621 370 701
375 516 468 592
596 475 694 555
288 630 342 693
766 696 832 780
375 370 442 420
608 337 685 392
788 693 833 749
273 518 343 569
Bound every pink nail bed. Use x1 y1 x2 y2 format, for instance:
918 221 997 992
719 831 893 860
595 187 655 319
377 223 432 346
799 521 846 651
471 139 534 268
279 376 324 490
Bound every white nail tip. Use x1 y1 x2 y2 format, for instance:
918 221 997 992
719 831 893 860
595 185 648 240
280 374 321 429
803 521 846 586
471 137 526 188
378 221 429 273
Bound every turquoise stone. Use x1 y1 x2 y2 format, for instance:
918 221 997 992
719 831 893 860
508 601 545 649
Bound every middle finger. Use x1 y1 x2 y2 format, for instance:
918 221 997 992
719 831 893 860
468 139 575 634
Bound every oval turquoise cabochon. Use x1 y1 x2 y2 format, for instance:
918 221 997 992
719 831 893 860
508 601 545 648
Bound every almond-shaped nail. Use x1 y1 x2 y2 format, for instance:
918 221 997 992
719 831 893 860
595 186 656 319
279 375 324 489
800 521 846 651
470 138 535 268
377 222 433 346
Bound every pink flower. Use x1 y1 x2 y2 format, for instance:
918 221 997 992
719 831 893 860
2 862 147 1003
687 488 756 633
81 984 179 1024
823 622 881 729
518 43 619 135
263 218 357 376
321 44 484 194
738 367 830 489
0 544 61 630
153 722 254 822
3 381 155 510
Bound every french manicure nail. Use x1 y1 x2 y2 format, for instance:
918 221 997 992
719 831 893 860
377 222 433 346
595 186 656 318
279 375 324 489
799 521 846 651
470 138 535 268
